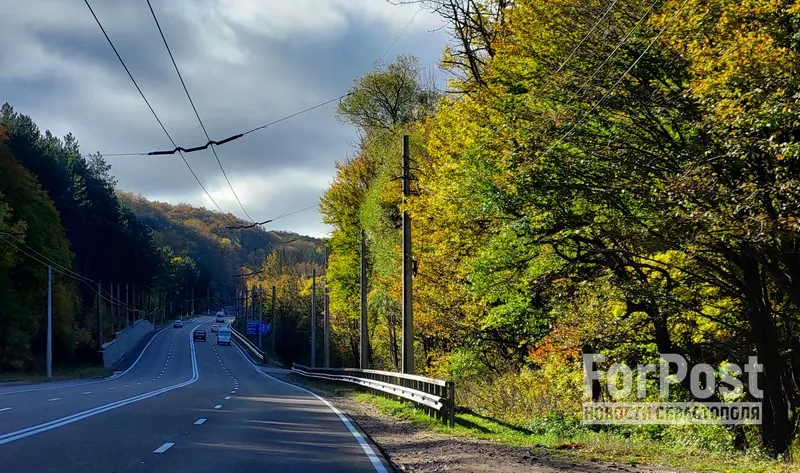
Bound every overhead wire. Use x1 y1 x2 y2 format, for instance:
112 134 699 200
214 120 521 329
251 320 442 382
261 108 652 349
542 0 690 156
0 233 150 313
146 0 254 223
84 0 238 225
96 2 426 158
224 204 319 230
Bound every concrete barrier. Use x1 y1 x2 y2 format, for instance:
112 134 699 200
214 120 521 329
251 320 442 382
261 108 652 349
101 319 155 368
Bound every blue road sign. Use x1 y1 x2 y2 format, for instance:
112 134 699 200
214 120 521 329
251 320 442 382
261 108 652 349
260 322 270 334
246 321 259 335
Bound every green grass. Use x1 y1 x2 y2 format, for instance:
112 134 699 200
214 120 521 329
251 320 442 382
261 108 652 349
286 375 798 473
0 365 112 384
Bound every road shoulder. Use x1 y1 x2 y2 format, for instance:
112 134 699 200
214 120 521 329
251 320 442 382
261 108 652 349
268 372 686 473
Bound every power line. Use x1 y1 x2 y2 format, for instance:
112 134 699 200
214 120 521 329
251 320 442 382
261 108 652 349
224 204 318 230
146 0 254 223
381 5 423 60
0 233 147 312
544 0 690 156
97 1 425 158
84 0 238 225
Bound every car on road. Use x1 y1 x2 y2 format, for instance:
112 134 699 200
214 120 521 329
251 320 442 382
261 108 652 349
215 311 225 323
193 329 207 342
217 327 231 346
173 319 183 328
211 324 219 333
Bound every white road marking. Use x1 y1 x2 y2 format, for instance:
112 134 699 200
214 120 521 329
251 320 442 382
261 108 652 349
46 398 61 402
232 341 389 473
153 442 175 453
82 391 92 395
230 390 235 394
0 407 12 412
224 396 231 400
0 328 200 446
194 418 207 425
214 404 222 409
0 325 173 397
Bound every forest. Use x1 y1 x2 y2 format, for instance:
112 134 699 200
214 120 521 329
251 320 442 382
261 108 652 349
0 103 322 376
318 0 800 460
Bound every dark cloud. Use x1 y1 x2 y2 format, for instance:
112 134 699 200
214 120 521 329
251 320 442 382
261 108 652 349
0 0 448 236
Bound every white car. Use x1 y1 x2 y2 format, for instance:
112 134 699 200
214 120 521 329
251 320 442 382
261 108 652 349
217 327 231 346
215 311 225 323
211 324 219 333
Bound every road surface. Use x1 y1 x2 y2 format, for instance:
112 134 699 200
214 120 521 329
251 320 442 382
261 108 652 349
0 317 389 472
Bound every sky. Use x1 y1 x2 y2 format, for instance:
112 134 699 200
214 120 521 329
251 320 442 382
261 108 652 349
0 0 449 238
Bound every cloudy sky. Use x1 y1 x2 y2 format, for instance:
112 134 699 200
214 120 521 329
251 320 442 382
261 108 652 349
0 0 448 237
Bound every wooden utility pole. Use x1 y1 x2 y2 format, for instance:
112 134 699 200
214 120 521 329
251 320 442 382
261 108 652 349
360 229 368 369
402 134 414 374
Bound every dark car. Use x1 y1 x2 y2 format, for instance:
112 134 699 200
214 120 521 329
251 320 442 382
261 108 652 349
193 329 207 342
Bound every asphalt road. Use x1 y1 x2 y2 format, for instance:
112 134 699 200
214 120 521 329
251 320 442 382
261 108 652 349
0 317 389 472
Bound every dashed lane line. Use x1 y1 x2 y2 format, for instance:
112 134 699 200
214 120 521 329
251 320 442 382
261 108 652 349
194 418 207 425
153 442 175 453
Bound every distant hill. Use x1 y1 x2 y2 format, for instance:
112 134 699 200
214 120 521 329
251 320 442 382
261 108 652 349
117 192 323 299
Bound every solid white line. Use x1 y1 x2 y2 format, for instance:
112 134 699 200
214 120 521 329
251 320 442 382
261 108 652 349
46 398 61 402
0 328 200 446
214 404 222 409
153 442 175 453
0 325 173 396
225 396 231 400
194 418 207 425
231 342 389 473
0 407 11 412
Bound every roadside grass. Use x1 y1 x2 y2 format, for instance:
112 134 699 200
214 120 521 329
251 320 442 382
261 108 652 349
0 365 112 384
285 374 797 473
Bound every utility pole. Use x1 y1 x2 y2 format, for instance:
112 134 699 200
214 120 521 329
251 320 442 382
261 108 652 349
47 265 52 379
360 229 368 369
125 284 129 327
133 285 136 321
116 284 121 333
97 280 102 355
324 246 330 368
206 284 210 316
258 286 263 351
402 134 414 374
311 268 316 368
271 285 276 359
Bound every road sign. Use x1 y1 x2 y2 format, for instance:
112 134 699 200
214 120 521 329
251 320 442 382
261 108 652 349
260 322 270 334
247 321 259 335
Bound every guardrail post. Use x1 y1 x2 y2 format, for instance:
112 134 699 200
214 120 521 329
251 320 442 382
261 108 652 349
446 381 455 427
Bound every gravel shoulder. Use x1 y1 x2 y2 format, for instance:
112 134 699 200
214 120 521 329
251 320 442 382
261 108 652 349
269 371 686 473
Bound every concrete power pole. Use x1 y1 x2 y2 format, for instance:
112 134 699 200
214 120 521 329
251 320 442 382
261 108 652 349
402 134 414 374
125 284 129 327
360 229 368 369
324 246 330 368
271 285 276 359
97 280 102 356
258 287 263 351
116 284 121 333
47 265 52 379
311 268 316 368
191 285 195 316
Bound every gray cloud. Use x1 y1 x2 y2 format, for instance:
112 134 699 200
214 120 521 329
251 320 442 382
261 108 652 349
0 0 447 237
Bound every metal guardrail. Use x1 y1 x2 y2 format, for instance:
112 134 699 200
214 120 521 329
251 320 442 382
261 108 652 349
230 326 266 363
292 363 456 427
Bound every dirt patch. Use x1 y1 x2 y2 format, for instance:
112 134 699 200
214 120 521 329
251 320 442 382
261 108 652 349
272 373 686 473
